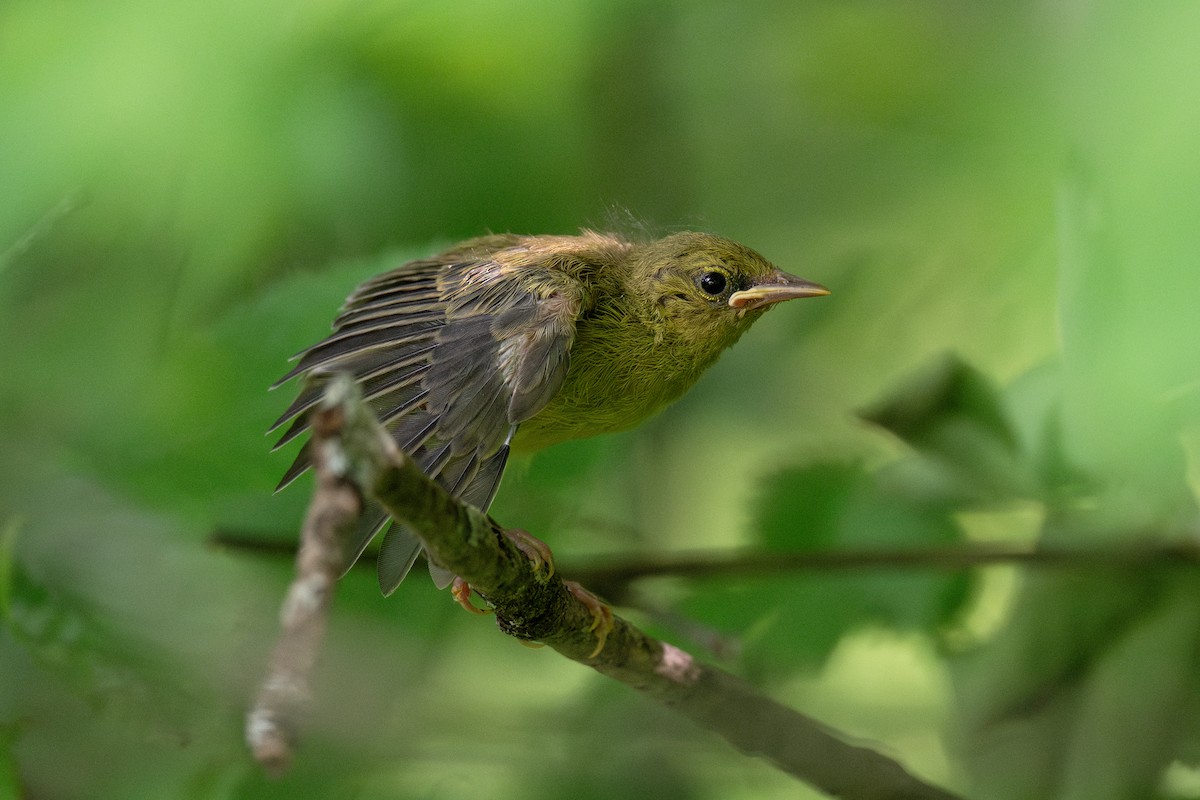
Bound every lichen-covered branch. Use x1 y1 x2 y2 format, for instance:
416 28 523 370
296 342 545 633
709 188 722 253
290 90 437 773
249 375 965 799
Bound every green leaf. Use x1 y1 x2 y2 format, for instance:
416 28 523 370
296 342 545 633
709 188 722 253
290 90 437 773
1053 164 1196 529
61 249 431 537
682 461 972 676
0 517 16 625
0 722 22 800
952 564 1200 800
859 353 1025 501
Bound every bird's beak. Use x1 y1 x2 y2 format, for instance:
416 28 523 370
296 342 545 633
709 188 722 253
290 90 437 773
728 270 830 311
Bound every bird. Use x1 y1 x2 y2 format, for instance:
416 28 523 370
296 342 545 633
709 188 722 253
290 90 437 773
270 229 829 597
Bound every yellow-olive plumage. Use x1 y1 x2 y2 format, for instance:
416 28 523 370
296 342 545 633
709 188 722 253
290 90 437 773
272 230 828 594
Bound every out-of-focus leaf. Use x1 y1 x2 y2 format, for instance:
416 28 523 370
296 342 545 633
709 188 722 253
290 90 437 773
491 434 640 555
1050 1 1200 532
3 528 198 724
755 461 862 552
952 17 1200 784
1001 362 1101 504
529 693 702 800
0 518 15 624
1056 576 1200 800
952 557 1200 800
0 0 1195 797
859 353 1025 500
682 461 971 676
0 723 21 800
1054 164 1196 531
60 250 423 533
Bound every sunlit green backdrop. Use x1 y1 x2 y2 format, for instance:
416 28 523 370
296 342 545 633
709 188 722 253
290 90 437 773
3 2 1199 799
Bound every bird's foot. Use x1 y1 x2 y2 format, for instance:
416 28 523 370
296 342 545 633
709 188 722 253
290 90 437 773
450 576 492 615
503 527 556 578
564 581 613 658
447 528 553 615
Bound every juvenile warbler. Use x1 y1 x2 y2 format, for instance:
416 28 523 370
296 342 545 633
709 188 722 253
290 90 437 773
272 230 828 594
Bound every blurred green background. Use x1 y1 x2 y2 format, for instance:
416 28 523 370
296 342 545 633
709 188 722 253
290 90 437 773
2 2 1199 798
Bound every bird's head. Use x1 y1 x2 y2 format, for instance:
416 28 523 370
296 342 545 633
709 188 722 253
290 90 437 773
629 231 829 351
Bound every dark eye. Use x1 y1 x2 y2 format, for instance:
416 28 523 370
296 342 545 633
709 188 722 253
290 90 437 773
698 271 727 296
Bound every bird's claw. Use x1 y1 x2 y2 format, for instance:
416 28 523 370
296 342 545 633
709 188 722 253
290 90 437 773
450 576 492 615
448 528 553 616
503 527 555 578
564 581 613 658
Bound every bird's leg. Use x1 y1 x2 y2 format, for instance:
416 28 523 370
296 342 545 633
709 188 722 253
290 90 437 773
496 530 614 657
502 527 555 577
449 529 611 656
450 576 492 615
448 527 554 616
564 581 614 658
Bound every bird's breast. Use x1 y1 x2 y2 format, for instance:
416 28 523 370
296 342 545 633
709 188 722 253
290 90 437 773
509 314 717 452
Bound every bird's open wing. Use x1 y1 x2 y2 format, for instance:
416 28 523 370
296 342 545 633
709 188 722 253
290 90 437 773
270 240 590 593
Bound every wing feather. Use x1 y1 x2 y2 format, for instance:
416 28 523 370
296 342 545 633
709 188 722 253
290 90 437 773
376 521 425 595
273 238 593 589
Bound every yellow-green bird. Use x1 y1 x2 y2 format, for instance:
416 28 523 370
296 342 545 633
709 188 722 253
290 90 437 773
271 230 828 595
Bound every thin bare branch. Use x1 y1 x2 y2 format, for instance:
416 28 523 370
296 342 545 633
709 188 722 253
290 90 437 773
214 528 1200 604
245 382 362 775
564 539 1200 600
248 375 965 799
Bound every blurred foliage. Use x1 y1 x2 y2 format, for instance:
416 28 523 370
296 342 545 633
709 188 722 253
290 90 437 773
683 457 970 678
2 1 1200 799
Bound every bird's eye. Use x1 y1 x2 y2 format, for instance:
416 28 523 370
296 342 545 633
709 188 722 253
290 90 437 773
697 271 728 296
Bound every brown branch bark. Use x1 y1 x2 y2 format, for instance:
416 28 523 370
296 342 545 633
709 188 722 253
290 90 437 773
248 375 965 799
212 531 1200 598
245 385 362 775
564 539 1200 601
